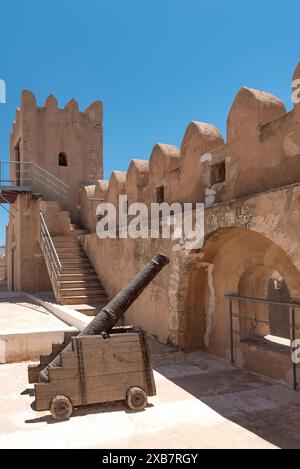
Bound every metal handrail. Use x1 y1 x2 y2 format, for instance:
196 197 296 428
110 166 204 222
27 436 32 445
0 191 19 217
0 161 69 202
225 294 299 391
0 264 6 279
39 210 61 295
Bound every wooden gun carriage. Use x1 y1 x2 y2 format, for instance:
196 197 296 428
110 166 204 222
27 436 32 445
29 327 155 419
27 253 169 420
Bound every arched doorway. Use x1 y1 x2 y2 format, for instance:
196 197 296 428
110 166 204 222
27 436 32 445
238 265 291 343
176 226 300 381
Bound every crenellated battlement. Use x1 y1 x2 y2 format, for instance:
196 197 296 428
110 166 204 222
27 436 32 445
80 62 300 232
10 90 103 224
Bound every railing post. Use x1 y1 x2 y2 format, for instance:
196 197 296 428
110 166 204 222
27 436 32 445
39 211 62 300
290 307 297 391
229 300 234 364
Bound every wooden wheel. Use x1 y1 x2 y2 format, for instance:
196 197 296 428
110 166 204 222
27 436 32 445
126 386 147 410
50 395 73 420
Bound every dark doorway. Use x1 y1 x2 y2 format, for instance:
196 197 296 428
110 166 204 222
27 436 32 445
14 141 21 186
268 276 290 339
58 152 68 167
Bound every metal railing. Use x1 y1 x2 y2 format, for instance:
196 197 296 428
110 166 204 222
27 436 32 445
0 264 6 281
40 210 61 299
225 294 300 390
0 161 69 204
0 191 18 217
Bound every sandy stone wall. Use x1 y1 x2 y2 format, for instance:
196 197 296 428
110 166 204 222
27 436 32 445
6 62 300 385
6 195 51 293
10 91 103 223
79 62 300 385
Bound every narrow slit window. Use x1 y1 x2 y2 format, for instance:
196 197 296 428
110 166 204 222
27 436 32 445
210 160 226 185
156 186 165 203
58 152 68 167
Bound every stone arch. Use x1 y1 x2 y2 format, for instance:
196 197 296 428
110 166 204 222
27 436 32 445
174 226 300 355
238 264 291 341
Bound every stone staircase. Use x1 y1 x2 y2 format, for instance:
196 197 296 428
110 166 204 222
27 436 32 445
0 280 7 293
52 229 109 315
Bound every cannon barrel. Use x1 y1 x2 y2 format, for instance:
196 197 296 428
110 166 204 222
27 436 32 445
39 252 169 383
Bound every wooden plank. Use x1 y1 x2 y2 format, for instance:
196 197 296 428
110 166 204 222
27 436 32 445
35 381 82 399
35 377 146 402
49 367 146 385
87 372 145 388
139 330 156 396
76 343 142 356
35 382 82 410
62 356 144 375
62 350 143 366
49 367 79 381
35 386 142 411
61 350 78 360
73 334 141 346
35 394 82 411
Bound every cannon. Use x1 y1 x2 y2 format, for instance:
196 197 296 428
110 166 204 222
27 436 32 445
29 252 169 419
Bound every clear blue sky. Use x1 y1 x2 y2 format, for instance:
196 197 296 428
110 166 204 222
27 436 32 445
0 0 299 245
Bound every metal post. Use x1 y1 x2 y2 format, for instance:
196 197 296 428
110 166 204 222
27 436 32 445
290 307 297 391
229 300 234 364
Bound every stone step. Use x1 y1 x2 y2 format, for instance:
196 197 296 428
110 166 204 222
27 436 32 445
52 234 82 240
59 273 99 281
53 239 81 245
59 280 103 289
59 287 107 297
60 259 91 265
55 246 83 252
60 268 95 274
61 295 108 305
70 228 89 235
58 253 88 259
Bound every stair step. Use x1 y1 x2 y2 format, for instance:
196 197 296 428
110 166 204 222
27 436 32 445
59 280 102 288
59 254 88 260
52 235 82 239
59 273 99 280
53 240 81 244
71 229 89 235
45 228 107 308
60 268 95 274
53 239 81 244
55 246 83 251
61 295 108 305
60 288 107 297
61 260 91 265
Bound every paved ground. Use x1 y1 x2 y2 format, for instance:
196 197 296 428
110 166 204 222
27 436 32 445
1 339 300 449
0 295 69 331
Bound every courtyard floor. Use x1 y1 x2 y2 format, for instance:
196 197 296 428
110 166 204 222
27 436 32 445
0 295 68 331
1 340 300 449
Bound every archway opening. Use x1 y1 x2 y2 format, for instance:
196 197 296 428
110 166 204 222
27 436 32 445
238 265 291 347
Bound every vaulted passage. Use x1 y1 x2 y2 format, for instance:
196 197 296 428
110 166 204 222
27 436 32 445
177 227 300 385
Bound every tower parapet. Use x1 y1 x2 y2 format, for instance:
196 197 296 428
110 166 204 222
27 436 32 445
10 90 103 222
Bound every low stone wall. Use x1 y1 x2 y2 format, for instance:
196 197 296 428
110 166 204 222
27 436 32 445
0 328 77 363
